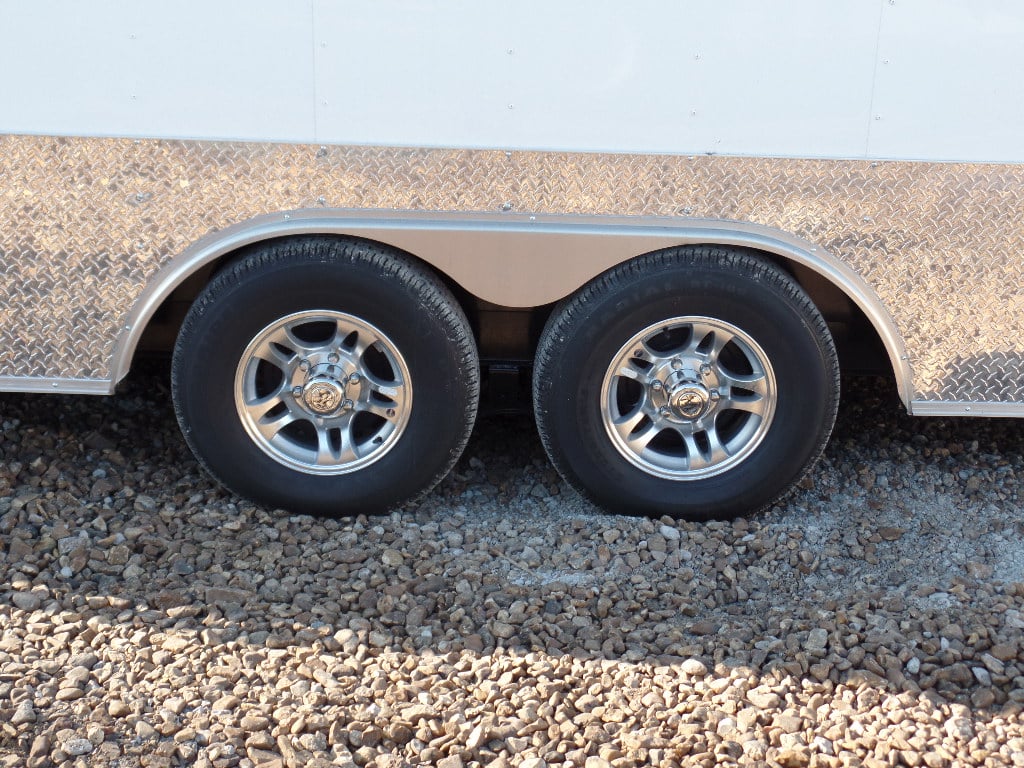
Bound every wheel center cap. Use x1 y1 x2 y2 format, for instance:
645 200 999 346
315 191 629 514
669 384 709 420
303 377 345 414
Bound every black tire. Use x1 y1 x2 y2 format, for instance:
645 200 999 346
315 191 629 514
533 246 839 520
172 236 479 516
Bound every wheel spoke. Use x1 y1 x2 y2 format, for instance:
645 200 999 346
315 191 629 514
252 341 295 370
282 323 329 356
255 408 299 441
639 340 674 367
704 329 734 365
359 367 405 401
681 433 709 470
722 392 769 416
336 423 359 463
719 369 769 394
704 426 730 465
718 369 770 415
615 358 650 383
612 404 648 441
313 424 338 465
334 323 379 360
684 321 715 353
627 421 662 451
361 400 398 420
308 411 358 462
243 390 287 422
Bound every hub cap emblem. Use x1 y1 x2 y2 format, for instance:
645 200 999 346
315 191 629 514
667 385 708 421
303 380 344 414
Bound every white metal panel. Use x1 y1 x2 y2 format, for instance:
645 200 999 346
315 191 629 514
869 0 1024 162
0 0 315 141
314 0 880 158
1 1 1022 162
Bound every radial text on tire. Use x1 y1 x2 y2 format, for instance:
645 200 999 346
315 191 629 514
171 236 479 516
533 245 840 520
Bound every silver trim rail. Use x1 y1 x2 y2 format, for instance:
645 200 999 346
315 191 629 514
0 377 111 395
910 401 1024 418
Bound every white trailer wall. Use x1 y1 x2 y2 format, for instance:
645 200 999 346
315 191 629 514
1 1 1021 162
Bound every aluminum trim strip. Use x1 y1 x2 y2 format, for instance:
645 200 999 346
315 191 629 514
909 401 1024 418
0 377 113 395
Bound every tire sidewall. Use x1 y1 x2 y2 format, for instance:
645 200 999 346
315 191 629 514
541 262 834 518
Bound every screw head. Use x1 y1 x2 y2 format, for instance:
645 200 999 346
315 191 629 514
634 348 645 358
386 408 396 418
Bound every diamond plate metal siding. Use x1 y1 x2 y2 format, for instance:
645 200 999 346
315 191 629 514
1 135 1023 402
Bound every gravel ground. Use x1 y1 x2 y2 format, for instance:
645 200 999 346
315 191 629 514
2 365 1024 768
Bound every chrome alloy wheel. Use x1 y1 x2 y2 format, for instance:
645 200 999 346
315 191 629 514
234 310 411 475
600 316 776 480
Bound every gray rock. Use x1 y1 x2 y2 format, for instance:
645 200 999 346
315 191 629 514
11 700 36 725
62 738 94 756
11 591 41 611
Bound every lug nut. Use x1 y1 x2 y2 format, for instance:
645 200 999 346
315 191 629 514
342 399 354 410
700 363 712 375
671 358 683 369
299 359 310 371
348 373 361 385
292 386 303 397
651 380 663 391
327 353 339 363
659 407 670 417
709 389 721 401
